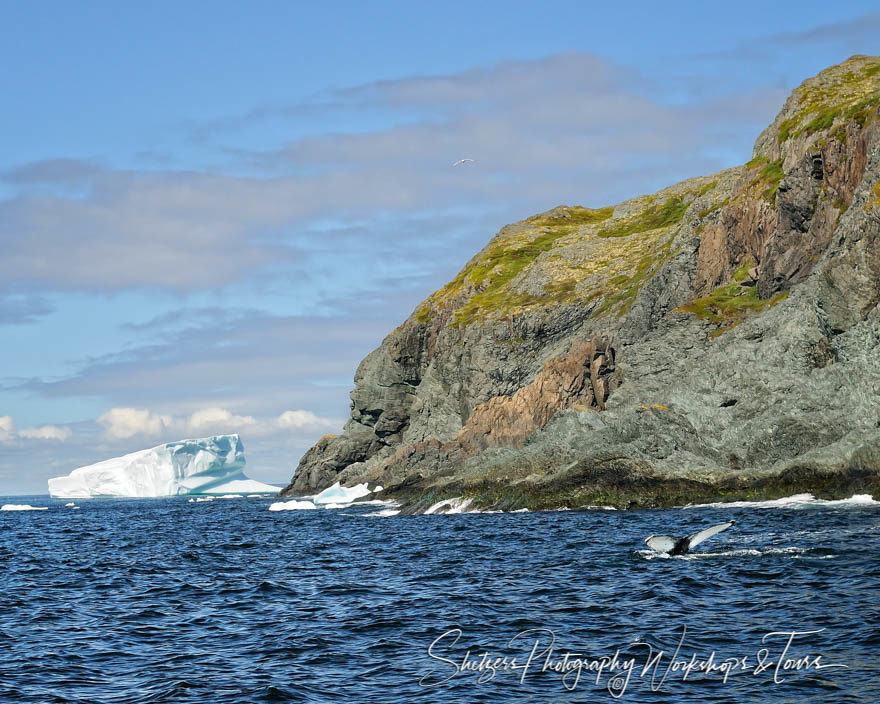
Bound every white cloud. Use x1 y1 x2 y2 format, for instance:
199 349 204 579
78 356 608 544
0 415 72 444
94 406 340 442
97 407 171 440
0 416 14 443
185 407 257 434
276 409 339 432
17 425 72 441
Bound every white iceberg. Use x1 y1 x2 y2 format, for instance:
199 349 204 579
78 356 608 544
47 434 280 498
2 504 48 511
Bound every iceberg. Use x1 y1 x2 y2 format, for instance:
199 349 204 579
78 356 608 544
47 434 280 498
312 481 375 505
1 504 48 511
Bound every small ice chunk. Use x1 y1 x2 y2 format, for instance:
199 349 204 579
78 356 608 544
268 500 317 511
64 502 76 507
1 504 48 511
313 481 373 505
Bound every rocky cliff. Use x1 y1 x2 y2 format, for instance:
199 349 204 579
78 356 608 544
282 56 880 510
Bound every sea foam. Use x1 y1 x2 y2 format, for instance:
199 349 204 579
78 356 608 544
684 493 877 509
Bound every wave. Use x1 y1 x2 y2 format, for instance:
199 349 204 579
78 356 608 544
424 497 473 514
683 493 877 509
363 508 402 517
636 546 837 560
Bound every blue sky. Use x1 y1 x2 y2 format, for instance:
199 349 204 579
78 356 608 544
2 1 879 494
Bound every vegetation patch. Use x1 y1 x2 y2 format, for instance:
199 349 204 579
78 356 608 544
698 197 729 218
528 205 614 230
415 306 432 324
866 182 880 219
591 235 677 317
696 179 719 197
679 260 789 336
777 56 880 145
597 196 688 238
415 178 719 328
747 157 784 204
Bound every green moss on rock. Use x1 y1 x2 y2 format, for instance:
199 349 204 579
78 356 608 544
597 196 688 238
776 55 880 145
746 157 784 204
679 259 789 336
418 180 710 328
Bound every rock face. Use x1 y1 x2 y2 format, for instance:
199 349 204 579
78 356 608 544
282 56 880 509
49 435 280 498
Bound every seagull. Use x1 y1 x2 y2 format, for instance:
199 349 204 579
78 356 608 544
645 520 736 556
452 158 475 167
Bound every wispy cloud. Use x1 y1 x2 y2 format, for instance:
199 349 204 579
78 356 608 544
773 11 880 46
0 52 783 299
9 307 393 418
690 11 880 64
0 292 55 324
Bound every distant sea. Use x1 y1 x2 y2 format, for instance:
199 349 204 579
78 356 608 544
2 493 878 703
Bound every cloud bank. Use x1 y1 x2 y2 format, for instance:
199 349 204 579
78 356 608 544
0 53 785 301
97 406 340 441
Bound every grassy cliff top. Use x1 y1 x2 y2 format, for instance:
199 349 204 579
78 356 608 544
767 55 880 148
415 173 729 328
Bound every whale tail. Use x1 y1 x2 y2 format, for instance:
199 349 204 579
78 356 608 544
645 520 736 555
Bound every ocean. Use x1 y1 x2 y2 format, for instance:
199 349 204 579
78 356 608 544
2 493 878 703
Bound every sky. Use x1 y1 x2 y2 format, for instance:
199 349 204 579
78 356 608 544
2 1 880 494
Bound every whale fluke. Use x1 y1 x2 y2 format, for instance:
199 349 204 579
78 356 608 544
645 520 735 555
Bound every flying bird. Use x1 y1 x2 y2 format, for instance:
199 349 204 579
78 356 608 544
452 158 475 167
645 520 736 556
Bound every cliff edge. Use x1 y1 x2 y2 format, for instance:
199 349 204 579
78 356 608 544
282 56 880 510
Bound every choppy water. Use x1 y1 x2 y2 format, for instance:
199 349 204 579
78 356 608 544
2 493 878 703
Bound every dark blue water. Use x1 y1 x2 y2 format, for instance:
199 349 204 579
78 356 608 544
2 494 878 703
